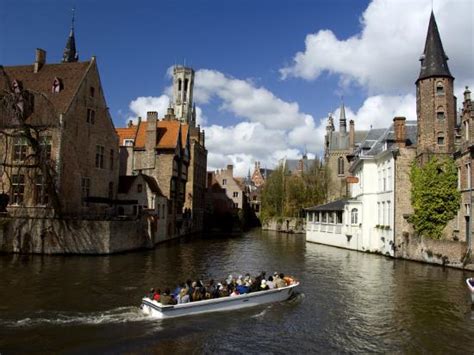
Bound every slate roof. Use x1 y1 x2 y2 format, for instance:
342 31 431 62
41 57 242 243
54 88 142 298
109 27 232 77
353 121 418 157
0 61 91 114
328 130 369 150
306 199 347 211
418 12 452 81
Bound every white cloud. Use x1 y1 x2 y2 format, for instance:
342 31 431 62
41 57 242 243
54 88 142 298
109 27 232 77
128 95 170 123
280 0 473 94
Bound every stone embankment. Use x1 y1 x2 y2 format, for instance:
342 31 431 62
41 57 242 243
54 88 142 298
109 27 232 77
0 216 169 255
262 217 305 234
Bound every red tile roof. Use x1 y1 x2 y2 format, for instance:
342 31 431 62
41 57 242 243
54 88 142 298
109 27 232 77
116 125 138 146
133 119 183 150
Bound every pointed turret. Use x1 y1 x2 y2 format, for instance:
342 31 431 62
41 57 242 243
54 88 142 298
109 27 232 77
62 8 79 63
339 100 347 134
417 12 452 82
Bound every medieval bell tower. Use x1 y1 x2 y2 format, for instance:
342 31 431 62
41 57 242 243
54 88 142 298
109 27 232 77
416 12 456 160
173 66 196 127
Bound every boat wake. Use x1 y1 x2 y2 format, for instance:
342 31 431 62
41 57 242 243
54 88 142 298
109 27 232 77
1 306 151 328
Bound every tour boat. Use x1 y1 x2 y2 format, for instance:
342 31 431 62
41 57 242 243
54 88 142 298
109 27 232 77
466 278 474 304
141 282 299 319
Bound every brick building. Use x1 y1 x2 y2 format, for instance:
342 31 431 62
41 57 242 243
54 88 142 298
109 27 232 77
0 25 119 217
213 165 246 210
324 102 368 201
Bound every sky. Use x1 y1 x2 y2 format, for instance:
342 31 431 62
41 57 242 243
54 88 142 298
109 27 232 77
1 0 473 176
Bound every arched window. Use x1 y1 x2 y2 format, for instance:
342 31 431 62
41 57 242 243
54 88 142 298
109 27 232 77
465 121 470 140
351 208 358 225
436 82 444 95
178 79 182 91
338 157 344 175
437 133 445 145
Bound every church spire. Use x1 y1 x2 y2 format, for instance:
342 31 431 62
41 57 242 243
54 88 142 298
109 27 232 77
62 8 79 63
339 98 347 134
417 11 452 82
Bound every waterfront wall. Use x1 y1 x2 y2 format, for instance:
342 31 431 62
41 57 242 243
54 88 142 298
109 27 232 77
0 216 155 255
262 218 305 234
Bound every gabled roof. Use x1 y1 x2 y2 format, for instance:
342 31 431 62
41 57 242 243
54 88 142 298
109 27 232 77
0 61 91 114
118 174 164 196
328 130 369 150
116 125 138 145
134 119 183 149
418 12 452 81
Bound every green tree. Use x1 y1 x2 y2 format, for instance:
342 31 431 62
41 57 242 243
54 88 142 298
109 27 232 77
260 165 285 221
410 157 460 239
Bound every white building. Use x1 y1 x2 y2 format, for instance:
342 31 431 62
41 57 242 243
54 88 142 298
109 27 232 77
306 118 417 257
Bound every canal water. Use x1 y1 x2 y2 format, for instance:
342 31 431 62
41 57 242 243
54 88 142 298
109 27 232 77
1 229 473 353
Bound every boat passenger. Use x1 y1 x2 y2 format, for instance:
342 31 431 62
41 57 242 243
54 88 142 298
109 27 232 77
250 275 262 292
177 288 190 304
192 287 203 302
160 288 176 305
153 288 161 301
260 279 269 291
236 283 250 294
275 273 287 288
230 288 240 297
267 276 275 289
219 282 230 297
205 279 217 299
148 288 155 299
284 275 294 286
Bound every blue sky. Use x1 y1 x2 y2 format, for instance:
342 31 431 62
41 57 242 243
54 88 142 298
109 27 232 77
1 0 472 175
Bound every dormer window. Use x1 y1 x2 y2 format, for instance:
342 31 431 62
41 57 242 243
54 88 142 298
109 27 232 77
12 80 22 93
52 78 63 93
436 82 444 95
124 139 134 146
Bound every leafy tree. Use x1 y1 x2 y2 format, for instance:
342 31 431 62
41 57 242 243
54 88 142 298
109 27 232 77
410 157 460 239
260 165 284 221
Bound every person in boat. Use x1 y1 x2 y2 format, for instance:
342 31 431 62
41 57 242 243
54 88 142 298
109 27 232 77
266 276 275 289
205 279 217 299
260 279 270 291
172 283 183 299
236 282 250 294
284 275 295 285
153 288 161 302
176 288 190 304
219 281 230 297
160 288 176 305
275 273 287 288
148 288 156 299
250 274 263 292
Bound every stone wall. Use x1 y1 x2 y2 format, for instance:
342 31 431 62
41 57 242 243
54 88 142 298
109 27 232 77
396 233 468 268
262 217 305 234
0 216 155 255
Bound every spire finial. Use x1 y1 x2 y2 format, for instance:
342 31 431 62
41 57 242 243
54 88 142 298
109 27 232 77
71 6 75 32
62 7 78 63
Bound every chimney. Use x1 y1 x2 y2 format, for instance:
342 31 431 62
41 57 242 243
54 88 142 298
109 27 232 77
34 48 46 73
349 120 355 148
227 164 233 175
393 116 406 148
146 111 158 150
127 120 133 128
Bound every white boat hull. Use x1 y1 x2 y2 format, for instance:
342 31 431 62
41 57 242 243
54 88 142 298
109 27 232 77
467 278 474 304
141 282 299 319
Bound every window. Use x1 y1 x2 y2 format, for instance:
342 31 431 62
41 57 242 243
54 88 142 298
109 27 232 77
466 163 471 189
87 109 95 124
437 111 445 120
465 121 470 141
383 169 387 191
337 157 344 175
378 202 381 224
109 149 114 170
322 212 327 223
81 177 90 205
137 184 143 193
222 179 227 186
328 212 335 224
437 135 445 145
387 167 392 190
233 191 239 198
35 175 49 205
11 174 25 204
95 145 104 168
387 201 391 227
233 202 239 209
52 77 62 93
336 211 343 224
40 136 52 161
351 208 358 225
436 82 444 95
315 212 320 223
90 87 95 97
13 137 28 161
255 204 260 212
124 139 134 146
178 79 182 91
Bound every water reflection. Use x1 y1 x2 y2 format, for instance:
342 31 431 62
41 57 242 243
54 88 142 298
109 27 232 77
0 229 473 353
